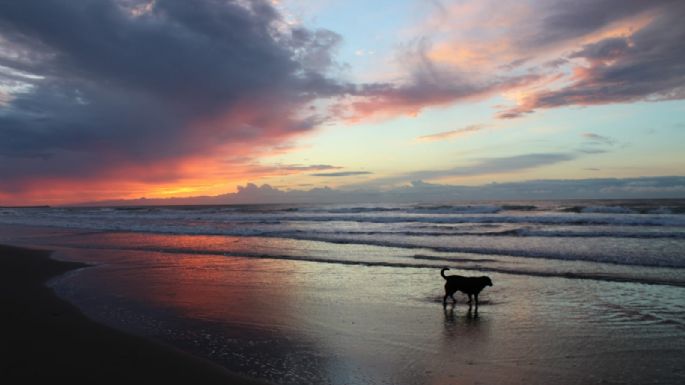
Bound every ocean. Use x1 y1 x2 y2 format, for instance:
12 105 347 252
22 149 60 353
1 199 684 384
2 199 684 286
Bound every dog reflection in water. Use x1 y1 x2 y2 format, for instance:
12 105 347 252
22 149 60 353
444 304 480 323
441 267 493 309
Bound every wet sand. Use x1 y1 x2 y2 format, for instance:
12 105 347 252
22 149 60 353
0 244 270 385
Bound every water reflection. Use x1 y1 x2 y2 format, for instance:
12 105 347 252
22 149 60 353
440 304 490 360
443 305 480 327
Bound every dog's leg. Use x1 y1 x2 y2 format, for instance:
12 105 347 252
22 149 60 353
467 294 472 304
474 293 479 308
443 293 449 307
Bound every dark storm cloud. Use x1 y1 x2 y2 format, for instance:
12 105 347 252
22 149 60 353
0 0 345 190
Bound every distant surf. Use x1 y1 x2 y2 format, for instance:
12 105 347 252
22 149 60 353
2 199 684 286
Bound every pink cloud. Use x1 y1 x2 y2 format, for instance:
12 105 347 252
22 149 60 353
417 124 488 142
495 3 684 118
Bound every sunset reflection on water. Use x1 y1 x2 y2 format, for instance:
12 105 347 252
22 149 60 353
81 247 306 328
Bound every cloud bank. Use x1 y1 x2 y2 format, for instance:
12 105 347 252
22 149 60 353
81 176 685 206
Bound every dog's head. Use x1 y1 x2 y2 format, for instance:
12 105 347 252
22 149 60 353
482 276 493 287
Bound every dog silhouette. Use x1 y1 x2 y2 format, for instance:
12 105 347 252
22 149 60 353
441 268 492 308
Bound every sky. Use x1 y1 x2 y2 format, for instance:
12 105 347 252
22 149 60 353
0 0 684 205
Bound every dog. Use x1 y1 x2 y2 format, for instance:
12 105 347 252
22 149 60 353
441 267 492 308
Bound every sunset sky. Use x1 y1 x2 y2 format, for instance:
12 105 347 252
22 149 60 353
1 0 684 205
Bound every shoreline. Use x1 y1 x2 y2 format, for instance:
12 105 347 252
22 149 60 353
0 244 270 385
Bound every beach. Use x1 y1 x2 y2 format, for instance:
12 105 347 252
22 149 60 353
1 201 684 384
2 1 684 383
0 244 269 385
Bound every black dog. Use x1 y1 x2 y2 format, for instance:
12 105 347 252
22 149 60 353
441 268 492 308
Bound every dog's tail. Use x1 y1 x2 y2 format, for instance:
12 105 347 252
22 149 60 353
441 267 449 279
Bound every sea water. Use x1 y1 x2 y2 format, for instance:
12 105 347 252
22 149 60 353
2 199 684 286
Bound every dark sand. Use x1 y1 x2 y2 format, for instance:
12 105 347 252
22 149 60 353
0 244 270 384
